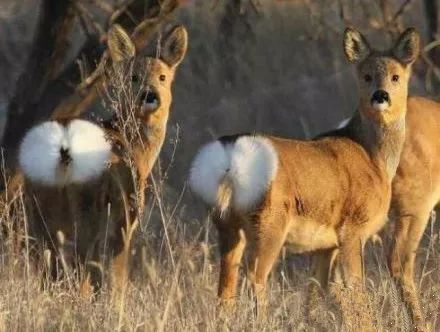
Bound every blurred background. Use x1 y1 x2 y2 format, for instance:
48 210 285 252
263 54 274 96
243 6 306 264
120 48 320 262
1 0 439 217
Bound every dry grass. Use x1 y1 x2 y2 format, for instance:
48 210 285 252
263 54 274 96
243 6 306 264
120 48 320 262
0 174 439 331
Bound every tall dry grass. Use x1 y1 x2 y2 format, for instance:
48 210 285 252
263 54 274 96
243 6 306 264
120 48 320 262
0 160 439 331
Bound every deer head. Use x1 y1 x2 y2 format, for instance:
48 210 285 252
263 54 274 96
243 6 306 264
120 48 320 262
344 27 420 125
107 24 188 131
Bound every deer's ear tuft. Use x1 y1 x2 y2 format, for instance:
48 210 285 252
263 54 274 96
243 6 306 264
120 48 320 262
343 27 371 63
161 25 188 68
393 27 420 65
108 24 136 63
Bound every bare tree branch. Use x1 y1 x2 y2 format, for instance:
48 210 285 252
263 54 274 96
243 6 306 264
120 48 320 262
74 1 106 41
392 0 414 23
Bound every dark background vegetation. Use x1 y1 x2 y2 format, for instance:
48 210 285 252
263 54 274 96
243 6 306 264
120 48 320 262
0 0 439 179
0 0 439 211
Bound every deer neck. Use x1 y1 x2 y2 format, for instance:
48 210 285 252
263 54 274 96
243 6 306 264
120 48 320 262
351 108 406 181
133 111 169 179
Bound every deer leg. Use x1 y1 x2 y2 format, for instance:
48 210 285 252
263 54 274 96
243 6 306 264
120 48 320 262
216 216 247 308
110 216 138 303
333 233 375 332
79 257 103 299
79 271 95 299
339 234 364 287
306 248 338 324
311 248 338 289
246 216 287 317
389 210 431 330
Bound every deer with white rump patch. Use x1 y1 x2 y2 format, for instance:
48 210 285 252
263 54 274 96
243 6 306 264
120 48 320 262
189 27 419 319
16 24 188 295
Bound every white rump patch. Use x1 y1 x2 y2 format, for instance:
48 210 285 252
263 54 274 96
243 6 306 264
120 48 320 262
19 119 112 186
189 135 278 212
189 140 231 206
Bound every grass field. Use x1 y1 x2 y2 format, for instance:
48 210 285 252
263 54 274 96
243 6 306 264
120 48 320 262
0 184 438 331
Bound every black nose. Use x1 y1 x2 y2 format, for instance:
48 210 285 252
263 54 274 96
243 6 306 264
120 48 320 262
140 90 158 104
371 90 390 104
146 91 158 103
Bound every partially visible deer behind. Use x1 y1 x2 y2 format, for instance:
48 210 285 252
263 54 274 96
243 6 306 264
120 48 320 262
389 96 440 328
189 27 419 323
17 24 188 295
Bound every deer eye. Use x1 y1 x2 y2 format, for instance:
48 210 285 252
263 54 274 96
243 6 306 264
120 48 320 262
132 75 139 83
364 74 372 83
392 75 399 82
159 74 166 82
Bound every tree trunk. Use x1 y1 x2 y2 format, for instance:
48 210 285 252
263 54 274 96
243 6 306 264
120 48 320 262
218 0 256 86
2 0 73 166
425 0 440 66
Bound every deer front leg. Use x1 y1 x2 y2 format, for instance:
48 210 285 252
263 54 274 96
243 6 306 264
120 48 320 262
306 248 338 325
334 233 375 332
389 210 431 331
216 217 247 309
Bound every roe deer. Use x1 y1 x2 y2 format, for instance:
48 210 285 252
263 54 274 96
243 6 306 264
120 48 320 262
332 96 439 330
16 24 188 295
390 97 440 329
189 27 419 317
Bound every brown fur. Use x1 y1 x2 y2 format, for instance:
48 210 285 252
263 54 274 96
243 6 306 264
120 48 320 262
19 24 188 296
211 28 419 323
388 96 440 329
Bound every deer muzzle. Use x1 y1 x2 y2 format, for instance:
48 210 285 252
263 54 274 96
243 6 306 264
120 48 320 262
140 87 160 114
371 90 390 111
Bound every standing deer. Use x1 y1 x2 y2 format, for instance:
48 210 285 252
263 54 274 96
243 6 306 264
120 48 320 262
16 24 188 295
332 97 439 330
189 27 419 320
389 97 440 329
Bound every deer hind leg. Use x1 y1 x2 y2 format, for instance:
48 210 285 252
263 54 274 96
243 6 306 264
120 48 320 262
109 216 139 304
246 213 288 317
80 256 104 299
215 214 247 309
389 210 431 330
80 230 131 303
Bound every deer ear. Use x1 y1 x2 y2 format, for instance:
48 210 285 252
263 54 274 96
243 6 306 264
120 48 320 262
343 27 371 63
161 25 188 67
107 24 136 62
393 27 420 65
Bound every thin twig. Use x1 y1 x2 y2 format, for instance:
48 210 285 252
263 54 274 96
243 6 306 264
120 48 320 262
74 1 106 40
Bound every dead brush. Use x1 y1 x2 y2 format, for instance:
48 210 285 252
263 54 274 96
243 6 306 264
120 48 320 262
102 59 152 220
